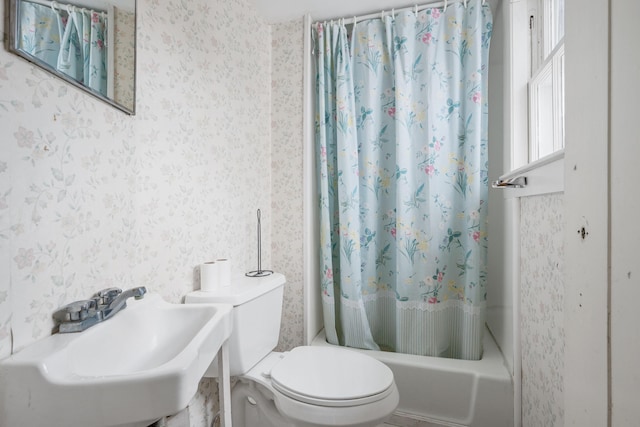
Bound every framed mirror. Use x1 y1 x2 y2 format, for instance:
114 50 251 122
8 0 136 114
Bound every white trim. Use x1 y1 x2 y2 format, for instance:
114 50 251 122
528 0 542 74
498 150 564 198
500 148 563 180
509 197 522 427
528 58 553 161
509 0 531 171
563 0 609 422
553 45 565 154
303 14 321 346
528 41 565 162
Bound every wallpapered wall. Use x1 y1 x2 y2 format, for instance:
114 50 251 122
271 20 305 352
520 193 565 426
0 0 294 424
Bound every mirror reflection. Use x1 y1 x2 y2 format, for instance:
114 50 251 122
10 0 136 114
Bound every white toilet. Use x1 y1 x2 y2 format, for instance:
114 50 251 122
185 273 399 427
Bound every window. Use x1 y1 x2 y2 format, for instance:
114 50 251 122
528 0 565 162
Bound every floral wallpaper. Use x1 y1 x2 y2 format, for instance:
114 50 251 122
0 0 274 424
271 19 305 352
520 193 565 427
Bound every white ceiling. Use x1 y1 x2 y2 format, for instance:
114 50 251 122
247 0 421 24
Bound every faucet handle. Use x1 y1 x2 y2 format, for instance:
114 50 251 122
95 287 122 306
53 299 96 323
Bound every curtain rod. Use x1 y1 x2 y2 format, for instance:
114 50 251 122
312 0 486 26
22 0 107 15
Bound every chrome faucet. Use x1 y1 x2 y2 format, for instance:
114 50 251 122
97 286 147 320
53 286 147 333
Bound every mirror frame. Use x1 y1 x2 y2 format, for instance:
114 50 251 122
8 0 137 115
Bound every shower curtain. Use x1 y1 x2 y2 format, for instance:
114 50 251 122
314 0 492 360
18 1 108 97
56 6 108 96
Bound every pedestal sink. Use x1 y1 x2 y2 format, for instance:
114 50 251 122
0 293 233 427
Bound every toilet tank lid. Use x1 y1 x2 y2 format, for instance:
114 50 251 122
185 272 286 306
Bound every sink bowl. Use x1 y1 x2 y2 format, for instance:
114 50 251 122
0 293 232 427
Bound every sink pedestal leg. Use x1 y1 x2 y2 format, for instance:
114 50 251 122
217 341 232 427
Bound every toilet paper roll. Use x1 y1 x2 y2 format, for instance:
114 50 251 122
200 261 220 292
216 258 231 287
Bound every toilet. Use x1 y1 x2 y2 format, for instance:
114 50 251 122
185 273 399 427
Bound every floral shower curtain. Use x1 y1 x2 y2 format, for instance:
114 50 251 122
19 1 108 97
314 0 492 360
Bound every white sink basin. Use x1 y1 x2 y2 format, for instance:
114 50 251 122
0 293 232 427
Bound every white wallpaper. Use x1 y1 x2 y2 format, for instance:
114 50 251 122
271 19 305 352
520 193 565 427
0 0 273 424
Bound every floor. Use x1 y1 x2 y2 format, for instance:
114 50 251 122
380 414 446 427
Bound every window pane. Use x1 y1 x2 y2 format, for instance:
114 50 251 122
557 49 565 151
553 0 565 49
535 68 555 159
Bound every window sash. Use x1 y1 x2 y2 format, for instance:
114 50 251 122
529 42 565 162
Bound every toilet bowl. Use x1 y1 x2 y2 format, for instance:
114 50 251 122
185 273 398 427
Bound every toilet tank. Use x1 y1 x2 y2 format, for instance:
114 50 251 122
185 272 286 376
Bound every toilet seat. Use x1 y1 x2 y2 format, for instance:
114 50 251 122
269 346 395 407
238 347 399 427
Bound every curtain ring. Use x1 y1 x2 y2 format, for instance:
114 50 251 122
392 8 395 19
464 0 468 8
414 5 418 17
353 16 357 26
443 0 448 12
50 0 59 13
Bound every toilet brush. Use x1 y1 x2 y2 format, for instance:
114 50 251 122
246 209 273 277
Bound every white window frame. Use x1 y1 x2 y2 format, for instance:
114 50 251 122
528 0 564 164
502 0 565 197
528 42 564 162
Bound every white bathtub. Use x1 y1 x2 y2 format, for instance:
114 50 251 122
311 326 513 427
